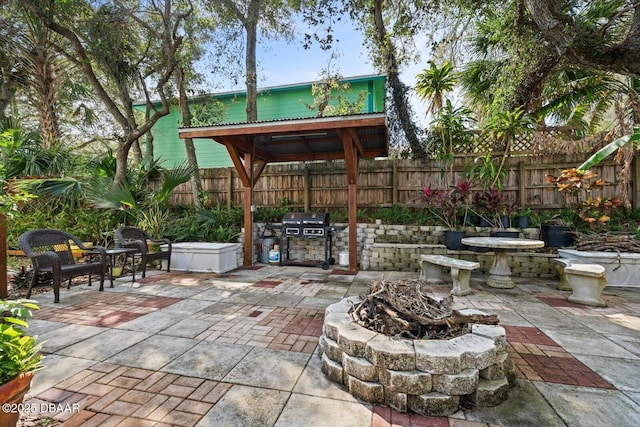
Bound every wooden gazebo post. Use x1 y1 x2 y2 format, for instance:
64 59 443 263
223 139 266 266
338 128 362 271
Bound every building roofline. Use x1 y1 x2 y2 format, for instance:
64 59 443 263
135 74 386 107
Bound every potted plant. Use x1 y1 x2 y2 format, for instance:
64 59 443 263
514 207 532 229
0 299 44 427
472 189 516 234
422 179 473 249
545 168 620 247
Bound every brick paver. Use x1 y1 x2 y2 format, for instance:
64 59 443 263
20 269 639 426
35 292 180 327
24 366 229 427
505 325 615 389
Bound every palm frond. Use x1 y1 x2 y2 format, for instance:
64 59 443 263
153 159 197 205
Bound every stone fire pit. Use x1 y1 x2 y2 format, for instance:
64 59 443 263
318 297 515 416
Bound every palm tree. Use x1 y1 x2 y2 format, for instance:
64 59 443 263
427 100 476 186
483 107 536 189
0 4 70 149
415 61 457 117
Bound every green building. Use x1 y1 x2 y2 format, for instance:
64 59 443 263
143 74 386 168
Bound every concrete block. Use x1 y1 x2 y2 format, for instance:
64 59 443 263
322 312 351 341
321 353 344 385
347 375 385 404
414 340 464 374
385 392 408 413
319 335 343 363
342 353 378 382
337 322 379 357
407 392 460 416
473 377 511 407
379 369 432 395
432 368 479 395
471 324 507 352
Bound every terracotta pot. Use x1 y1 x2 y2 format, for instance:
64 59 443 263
0 372 34 427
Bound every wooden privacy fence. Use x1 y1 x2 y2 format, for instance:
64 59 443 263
167 153 637 211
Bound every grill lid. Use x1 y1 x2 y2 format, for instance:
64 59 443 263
282 212 329 227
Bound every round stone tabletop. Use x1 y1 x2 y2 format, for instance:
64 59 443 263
461 237 545 250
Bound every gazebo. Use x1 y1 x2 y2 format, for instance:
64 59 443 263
178 112 388 271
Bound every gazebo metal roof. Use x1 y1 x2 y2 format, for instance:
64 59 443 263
178 113 388 162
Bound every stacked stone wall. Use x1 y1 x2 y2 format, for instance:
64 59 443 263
319 298 516 416
249 222 558 277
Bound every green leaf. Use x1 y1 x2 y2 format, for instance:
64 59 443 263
578 131 640 171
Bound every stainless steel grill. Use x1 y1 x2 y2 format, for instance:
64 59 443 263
270 212 343 269
281 212 330 238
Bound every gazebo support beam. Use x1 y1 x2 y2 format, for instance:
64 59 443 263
338 128 359 271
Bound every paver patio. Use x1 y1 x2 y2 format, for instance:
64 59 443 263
19 265 640 426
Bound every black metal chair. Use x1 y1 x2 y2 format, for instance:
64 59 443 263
19 229 107 303
115 226 172 278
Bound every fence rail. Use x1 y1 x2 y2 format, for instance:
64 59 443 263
167 153 636 211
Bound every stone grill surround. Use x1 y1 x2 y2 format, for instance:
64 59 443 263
318 297 516 416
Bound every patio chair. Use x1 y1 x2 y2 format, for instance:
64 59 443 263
19 229 107 303
115 226 172 278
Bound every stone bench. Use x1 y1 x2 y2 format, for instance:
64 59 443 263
420 254 480 296
553 258 608 307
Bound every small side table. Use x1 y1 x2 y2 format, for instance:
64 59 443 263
106 248 138 287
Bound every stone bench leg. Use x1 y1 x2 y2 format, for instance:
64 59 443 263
554 265 572 291
566 274 608 307
420 261 444 284
450 267 473 296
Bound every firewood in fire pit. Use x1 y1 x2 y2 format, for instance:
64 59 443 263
349 279 498 339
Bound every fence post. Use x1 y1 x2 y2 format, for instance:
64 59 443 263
304 166 310 211
226 167 233 209
518 161 526 208
633 155 640 210
392 159 398 205
0 213 7 298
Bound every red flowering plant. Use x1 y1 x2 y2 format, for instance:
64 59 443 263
472 189 513 228
422 179 473 230
546 168 621 230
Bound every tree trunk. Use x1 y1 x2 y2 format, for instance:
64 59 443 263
244 0 260 122
176 64 203 208
36 60 61 149
524 0 640 77
0 60 17 121
372 0 426 158
114 141 130 186
510 51 560 111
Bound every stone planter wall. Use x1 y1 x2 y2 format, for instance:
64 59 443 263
558 249 640 288
243 223 557 277
319 298 516 416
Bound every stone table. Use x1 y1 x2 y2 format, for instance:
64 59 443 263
461 237 545 288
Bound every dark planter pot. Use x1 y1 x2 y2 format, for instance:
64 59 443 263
467 244 491 253
0 372 33 427
443 230 467 250
477 217 491 227
499 216 510 228
516 215 530 229
490 230 520 238
541 224 575 247
490 230 520 252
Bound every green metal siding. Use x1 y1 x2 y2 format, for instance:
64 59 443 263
145 75 386 168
